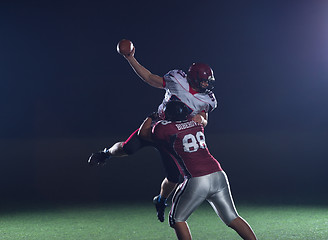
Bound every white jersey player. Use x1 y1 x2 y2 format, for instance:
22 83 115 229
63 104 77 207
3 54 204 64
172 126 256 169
157 69 217 120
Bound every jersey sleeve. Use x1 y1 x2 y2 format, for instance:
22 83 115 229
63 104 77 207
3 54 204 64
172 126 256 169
152 120 176 144
152 121 168 143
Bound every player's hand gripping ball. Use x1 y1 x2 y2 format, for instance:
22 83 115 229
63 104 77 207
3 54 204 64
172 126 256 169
117 39 134 56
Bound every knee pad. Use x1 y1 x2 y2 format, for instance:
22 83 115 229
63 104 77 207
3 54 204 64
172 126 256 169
159 151 181 183
166 173 182 184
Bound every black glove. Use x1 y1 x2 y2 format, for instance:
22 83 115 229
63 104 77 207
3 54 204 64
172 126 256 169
147 111 159 120
88 149 111 166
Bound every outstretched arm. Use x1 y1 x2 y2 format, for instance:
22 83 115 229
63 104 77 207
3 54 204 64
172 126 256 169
123 47 164 89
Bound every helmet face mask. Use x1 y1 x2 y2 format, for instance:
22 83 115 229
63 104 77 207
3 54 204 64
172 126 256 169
199 76 215 92
187 63 215 93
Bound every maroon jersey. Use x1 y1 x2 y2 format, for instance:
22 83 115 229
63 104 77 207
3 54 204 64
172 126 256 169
152 119 222 178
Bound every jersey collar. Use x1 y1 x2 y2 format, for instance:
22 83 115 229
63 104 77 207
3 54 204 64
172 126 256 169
189 86 199 95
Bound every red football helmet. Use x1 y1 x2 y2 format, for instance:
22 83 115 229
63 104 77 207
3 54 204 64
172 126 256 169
187 63 215 92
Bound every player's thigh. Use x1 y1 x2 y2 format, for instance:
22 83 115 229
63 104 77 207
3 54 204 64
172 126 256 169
207 171 239 225
170 177 208 223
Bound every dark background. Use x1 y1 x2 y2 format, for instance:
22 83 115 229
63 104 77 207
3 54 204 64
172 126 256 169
1 0 327 204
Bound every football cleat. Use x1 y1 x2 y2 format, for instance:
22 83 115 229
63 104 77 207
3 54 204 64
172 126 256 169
88 148 111 166
153 195 168 222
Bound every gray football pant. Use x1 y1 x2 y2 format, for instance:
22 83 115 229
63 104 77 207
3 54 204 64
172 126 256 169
169 171 239 227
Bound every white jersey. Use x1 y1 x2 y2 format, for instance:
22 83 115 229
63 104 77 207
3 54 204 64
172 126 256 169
157 69 217 119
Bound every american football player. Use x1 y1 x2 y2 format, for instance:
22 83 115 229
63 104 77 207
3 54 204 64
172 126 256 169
88 44 217 222
152 101 257 240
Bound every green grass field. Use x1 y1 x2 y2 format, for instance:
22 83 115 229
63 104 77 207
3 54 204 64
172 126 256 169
0 202 327 240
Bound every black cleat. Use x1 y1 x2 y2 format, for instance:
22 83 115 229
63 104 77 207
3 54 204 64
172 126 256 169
153 195 168 222
88 148 111 166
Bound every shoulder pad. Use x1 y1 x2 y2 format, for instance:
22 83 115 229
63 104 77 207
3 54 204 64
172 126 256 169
164 69 186 79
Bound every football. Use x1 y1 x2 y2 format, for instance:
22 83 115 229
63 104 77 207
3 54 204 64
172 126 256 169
117 39 134 55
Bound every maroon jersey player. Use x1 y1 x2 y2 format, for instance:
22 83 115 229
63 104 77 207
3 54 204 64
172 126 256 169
154 119 222 178
152 101 257 240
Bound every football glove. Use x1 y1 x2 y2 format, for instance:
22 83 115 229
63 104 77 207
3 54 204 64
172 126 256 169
88 148 111 166
147 111 159 120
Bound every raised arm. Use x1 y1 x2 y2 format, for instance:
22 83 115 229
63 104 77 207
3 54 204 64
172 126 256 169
123 47 164 89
